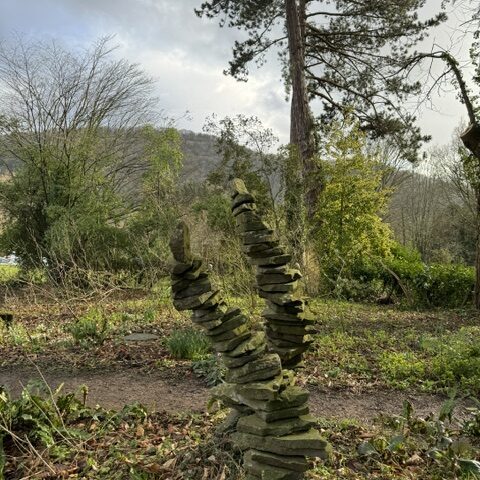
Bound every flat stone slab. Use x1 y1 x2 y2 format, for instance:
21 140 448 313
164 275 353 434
233 428 330 458
124 333 160 342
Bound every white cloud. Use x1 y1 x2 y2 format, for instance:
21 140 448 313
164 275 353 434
0 0 475 150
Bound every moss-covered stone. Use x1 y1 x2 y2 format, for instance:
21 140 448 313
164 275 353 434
173 277 212 299
236 211 271 232
226 353 282 384
173 291 215 311
222 344 267 368
232 202 256 216
205 314 247 336
259 281 298 293
233 429 330 458
263 306 315 324
208 322 250 342
169 221 192 264
243 230 276 245
245 449 309 473
231 178 250 197
223 331 266 358
250 254 292 267
237 415 315 437
257 405 309 422
213 332 252 353
256 270 302 285
243 455 304 480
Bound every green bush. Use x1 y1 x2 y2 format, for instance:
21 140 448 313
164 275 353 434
347 244 475 308
192 354 226 386
65 308 110 346
166 328 211 360
412 263 474 308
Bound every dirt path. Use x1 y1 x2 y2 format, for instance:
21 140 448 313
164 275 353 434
0 367 473 423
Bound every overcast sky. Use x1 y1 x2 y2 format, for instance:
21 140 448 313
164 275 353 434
0 0 475 150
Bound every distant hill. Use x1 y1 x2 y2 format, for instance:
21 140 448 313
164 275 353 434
0 129 221 182
178 130 221 181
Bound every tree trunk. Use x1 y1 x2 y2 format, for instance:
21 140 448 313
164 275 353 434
460 123 480 159
475 186 480 309
285 0 317 218
460 124 480 309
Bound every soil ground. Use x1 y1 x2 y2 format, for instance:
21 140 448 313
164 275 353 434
0 366 473 423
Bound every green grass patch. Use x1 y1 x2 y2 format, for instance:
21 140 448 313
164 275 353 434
65 308 110 346
166 327 211 360
308 300 480 394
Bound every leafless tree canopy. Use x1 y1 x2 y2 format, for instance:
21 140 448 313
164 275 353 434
0 36 157 190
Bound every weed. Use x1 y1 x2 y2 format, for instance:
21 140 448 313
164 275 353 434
192 354 226 386
65 308 110 346
166 327 211 360
0 265 19 284
379 351 426 389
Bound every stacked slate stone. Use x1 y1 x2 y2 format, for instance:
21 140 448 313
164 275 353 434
169 221 329 480
230 178 316 369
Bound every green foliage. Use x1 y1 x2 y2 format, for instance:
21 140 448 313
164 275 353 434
0 38 158 280
463 400 480 437
377 327 480 393
356 399 480 479
383 245 474 307
126 126 184 276
413 264 474 308
0 265 19 285
421 327 480 393
192 189 235 234
203 114 282 216
315 121 394 295
166 327 211 361
0 382 91 468
344 242 475 307
192 354 226 386
65 308 110 346
379 352 426 389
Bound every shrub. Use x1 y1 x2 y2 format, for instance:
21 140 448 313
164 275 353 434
413 263 474 308
166 328 211 360
66 308 110 346
192 354 226 386
349 244 475 308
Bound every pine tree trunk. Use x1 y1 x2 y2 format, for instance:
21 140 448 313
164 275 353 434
284 0 318 267
285 0 317 218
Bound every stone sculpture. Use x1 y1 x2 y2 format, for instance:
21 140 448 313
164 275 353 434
230 178 315 369
168 180 329 480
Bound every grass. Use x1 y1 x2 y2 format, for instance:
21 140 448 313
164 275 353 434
166 327 211 360
0 264 19 284
306 299 480 394
1 288 480 394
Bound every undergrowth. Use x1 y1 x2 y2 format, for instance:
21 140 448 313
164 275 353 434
166 328 211 361
1 383 480 479
0 383 241 479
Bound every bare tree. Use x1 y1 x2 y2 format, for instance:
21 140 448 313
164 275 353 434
0 36 158 274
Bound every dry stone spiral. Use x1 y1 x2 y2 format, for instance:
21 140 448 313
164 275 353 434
168 188 329 480
231 178 315 369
